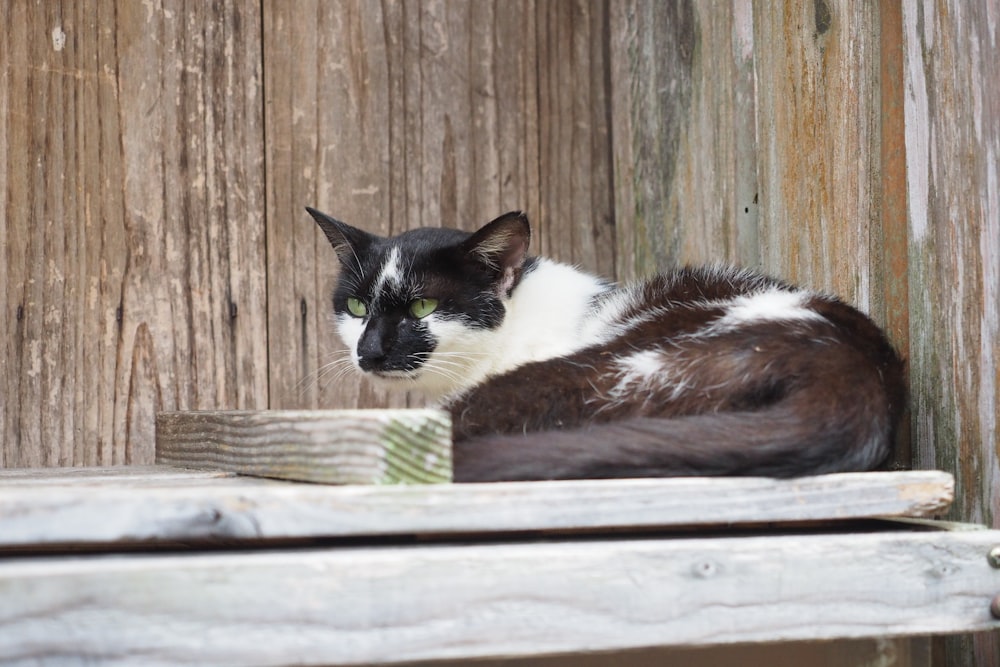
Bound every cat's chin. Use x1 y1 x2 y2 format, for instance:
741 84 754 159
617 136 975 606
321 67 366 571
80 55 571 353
360 368 462 402
366 369 421 382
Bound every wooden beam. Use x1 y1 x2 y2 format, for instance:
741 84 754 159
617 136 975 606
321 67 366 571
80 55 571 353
155 410 452 485
0 468 953 548
1 528 998 665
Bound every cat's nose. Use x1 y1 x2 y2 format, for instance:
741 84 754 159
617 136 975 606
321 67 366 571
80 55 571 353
358 340 387 369
357 322 391 370
358 354 386 371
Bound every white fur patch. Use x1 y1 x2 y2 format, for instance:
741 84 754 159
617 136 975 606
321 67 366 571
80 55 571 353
711 288 824 332
336 313 365 366
606 349 688 404
500 260 612 360
611 350 668 392
372 247 403 303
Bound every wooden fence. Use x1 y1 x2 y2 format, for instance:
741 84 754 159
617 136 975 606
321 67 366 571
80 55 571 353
1 1 997 664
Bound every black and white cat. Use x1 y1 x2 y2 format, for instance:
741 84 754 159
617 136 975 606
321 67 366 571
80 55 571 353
307 207 906 482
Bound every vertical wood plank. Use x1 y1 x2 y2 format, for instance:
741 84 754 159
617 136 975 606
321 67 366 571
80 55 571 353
609 1 758 281
609 0 695 278
753 1 884 314
536 0 615 274
902 1 1000 664
0 0 8 466
114 0 268 462
1 1 267 467
2 0 128 467
878 0 912 471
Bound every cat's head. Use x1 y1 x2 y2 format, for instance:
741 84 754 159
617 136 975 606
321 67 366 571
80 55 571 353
307 207 532 397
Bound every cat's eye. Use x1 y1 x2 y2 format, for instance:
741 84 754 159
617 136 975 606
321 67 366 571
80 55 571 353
346 297 367 318
409 298 438 319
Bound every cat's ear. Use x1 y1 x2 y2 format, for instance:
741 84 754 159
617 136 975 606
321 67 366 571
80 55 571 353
463 211 531 295
306 207 377 266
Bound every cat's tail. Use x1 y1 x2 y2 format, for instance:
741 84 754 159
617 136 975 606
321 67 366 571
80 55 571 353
451 402 895 482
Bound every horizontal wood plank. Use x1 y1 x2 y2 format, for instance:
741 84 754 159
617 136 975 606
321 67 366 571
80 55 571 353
0 468 953 548
2 529 998 664
155 410 452 485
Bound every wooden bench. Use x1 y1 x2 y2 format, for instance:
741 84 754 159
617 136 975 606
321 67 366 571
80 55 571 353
2 463 999 665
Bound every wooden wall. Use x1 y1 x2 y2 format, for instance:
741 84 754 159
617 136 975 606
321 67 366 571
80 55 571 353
1 2 996 664
901 2 999 663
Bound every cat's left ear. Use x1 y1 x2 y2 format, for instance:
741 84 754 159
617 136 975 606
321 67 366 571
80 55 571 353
306 207 378 266
463 211 531 296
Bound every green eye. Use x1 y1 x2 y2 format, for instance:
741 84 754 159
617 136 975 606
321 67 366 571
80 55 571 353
409 298 439 319
346 297 367 318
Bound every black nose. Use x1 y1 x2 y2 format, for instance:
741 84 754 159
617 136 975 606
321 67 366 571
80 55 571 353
357 320 392 370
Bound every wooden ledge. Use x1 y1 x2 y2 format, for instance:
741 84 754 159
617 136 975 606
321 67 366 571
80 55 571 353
2 529 999 663
0 465 994 665
0 467 953 548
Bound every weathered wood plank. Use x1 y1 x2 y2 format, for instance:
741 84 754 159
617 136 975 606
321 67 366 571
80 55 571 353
262 1 548 413
1 1 268 468
610 1 896 327
1 529 997 665
754 1 884 311
155 410 452 485
0 469 953 548
902 2 1000 664
609 1 758 279
536 0 615 273
119 0 269 454
0 465 232 486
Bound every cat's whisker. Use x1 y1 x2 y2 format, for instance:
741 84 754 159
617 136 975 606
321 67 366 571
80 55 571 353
296 351 359 396
316 360 357 386
420 365 466 386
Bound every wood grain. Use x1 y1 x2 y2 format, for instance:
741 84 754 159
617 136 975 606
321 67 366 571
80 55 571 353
611 1 897 328
902 2 1000 664
753 2 884 309
0 468 954 548
1 1 267 467
155 410 452 485
2 529 997 664
610 1 758 279
536 0 615 273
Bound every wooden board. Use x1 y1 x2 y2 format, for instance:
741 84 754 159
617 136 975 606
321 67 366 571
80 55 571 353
901 3 1000 664
1 529 997 665
0 1 268 468
155 410 452 485
0 468 953 548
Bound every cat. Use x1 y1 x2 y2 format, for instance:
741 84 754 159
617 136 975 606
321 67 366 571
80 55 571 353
306 207 906 483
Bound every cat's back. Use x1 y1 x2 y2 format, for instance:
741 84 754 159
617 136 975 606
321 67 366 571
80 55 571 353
590 265 800 343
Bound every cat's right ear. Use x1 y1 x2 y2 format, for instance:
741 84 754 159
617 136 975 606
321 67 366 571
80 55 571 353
306 207 376 266
463 211 531 296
